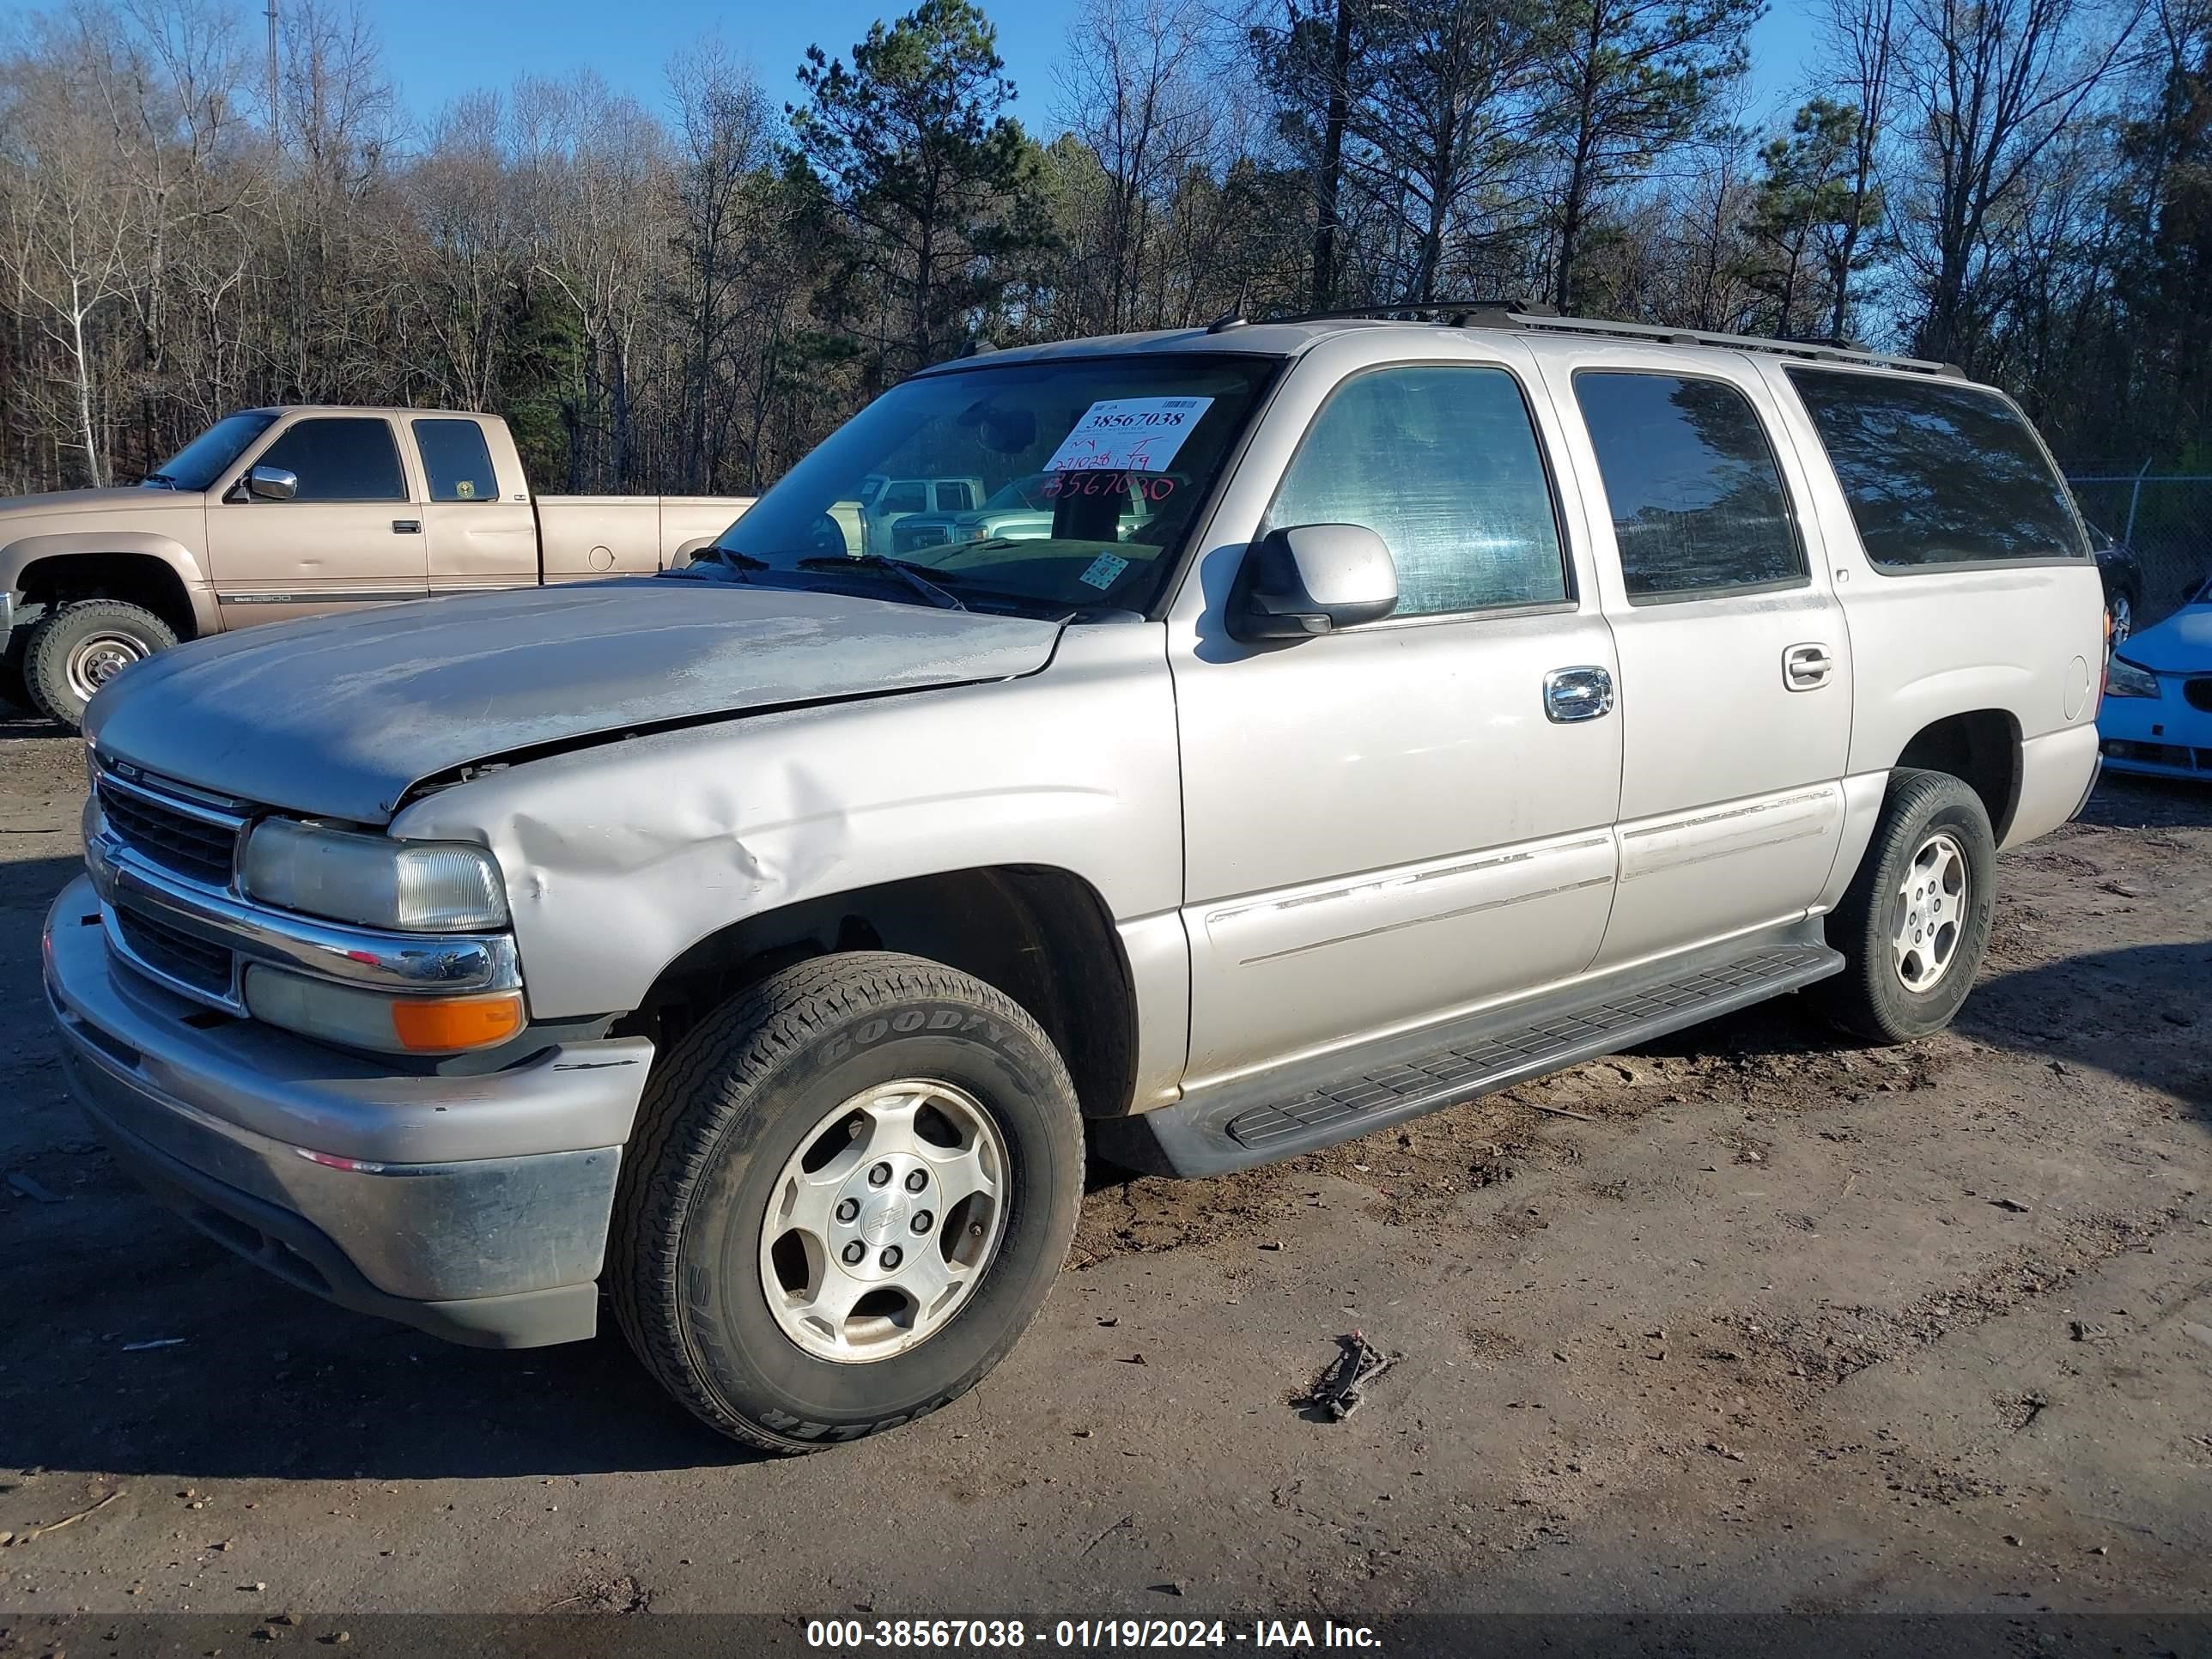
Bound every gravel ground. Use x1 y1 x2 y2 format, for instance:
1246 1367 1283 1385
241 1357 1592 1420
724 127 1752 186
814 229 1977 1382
1 712 2207 1643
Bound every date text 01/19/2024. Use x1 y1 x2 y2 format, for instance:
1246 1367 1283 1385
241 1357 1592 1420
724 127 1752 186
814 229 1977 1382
804 1620 1383 1650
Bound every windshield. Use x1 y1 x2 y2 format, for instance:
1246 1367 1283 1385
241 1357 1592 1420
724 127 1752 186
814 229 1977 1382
699 355 1277 615
145 410 278 491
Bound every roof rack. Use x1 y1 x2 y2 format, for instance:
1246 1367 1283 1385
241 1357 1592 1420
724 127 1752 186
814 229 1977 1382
1260 299 1964 379
1262 297 1553 328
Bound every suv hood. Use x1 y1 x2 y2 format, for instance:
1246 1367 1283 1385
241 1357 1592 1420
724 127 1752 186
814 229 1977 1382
87 580 1063 823
2118 605 2211 675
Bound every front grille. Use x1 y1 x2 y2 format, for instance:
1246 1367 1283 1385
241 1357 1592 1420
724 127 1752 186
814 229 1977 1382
2102 738 2207 771
113 905 235 997
98 779 237 887
2185 677 2212 714
893 523 950 553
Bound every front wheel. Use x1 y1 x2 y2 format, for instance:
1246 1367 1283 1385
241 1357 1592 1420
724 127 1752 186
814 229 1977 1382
610 952 1085 1452
1814 769 1997 1044
25 599 177 727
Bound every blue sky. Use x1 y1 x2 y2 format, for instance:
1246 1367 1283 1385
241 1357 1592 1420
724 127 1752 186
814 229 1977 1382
333 0 1826 141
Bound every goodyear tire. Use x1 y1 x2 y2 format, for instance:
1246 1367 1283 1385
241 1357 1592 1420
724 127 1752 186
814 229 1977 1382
610 951 1085 1452
25 599 176 727
1815 769 1997 1044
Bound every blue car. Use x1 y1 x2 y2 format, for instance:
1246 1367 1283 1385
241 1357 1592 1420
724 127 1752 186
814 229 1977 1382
2099 575 2212 779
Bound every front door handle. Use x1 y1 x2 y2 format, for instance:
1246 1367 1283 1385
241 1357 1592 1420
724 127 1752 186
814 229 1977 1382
392 519 422 535
1543 665 1614 723
1784 643 1833 689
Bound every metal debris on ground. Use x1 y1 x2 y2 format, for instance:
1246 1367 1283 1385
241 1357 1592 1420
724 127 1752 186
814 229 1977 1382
7 1172 63 1203
1304 1332 1398 1421
6 1491 121 1544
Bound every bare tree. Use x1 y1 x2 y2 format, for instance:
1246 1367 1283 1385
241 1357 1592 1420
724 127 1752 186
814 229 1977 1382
1817 0 1899 339
0 30 140 483
669 42 773 489
1896 0 2142 365
1054 0 1219 331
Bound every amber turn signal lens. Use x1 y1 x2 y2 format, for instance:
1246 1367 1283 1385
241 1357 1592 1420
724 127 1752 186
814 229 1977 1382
390 991 526 1053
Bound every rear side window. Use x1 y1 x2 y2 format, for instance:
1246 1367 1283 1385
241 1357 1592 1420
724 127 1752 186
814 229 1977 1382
413 418 499 503
1573 372 1804 601
252 417 404 502
937 481 975 511
1264 364 1566 617
1784 369 2087 568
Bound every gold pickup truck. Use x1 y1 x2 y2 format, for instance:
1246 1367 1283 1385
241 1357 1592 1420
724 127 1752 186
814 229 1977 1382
0 407 754 725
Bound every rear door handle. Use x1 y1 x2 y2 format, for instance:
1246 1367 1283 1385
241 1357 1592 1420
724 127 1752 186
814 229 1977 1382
1543 665 1614 723
392 519 422 535
1784 643 1833 689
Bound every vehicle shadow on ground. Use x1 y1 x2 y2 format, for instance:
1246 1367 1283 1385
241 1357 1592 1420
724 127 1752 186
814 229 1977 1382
1960 940 2212 1111
2079 772 2212 830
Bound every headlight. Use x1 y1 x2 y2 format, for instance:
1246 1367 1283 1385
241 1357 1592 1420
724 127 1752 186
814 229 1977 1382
2105 657 2161 700
240 818 508 931
243 965 524 1054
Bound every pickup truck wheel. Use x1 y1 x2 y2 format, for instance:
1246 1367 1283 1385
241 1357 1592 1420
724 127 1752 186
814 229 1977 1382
25 599 176 726
1815 769 1996 1044
610 951 1084 1452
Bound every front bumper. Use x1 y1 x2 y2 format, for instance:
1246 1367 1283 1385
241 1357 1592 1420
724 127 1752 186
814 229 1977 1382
42 874 654 1347
2098 683 2212 781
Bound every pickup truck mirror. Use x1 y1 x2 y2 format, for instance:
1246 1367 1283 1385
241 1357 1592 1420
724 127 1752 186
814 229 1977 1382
245 465 299 502
1227 524 1398 641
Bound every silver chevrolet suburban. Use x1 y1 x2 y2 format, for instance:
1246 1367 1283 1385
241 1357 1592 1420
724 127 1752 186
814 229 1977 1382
43 307 2106 1452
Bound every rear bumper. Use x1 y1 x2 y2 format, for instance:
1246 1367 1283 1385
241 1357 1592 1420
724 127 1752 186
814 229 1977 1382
42 874 654 1347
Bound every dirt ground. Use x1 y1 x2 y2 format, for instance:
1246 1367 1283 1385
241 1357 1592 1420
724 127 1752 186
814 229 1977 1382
2 708 2208 1641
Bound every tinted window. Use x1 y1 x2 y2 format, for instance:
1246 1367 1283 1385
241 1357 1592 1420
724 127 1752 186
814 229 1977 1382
938 481 975 511
252 417 404 502
1785 369 2087 568
412 418 498 502
1264 366 1565 617
1574 373 1803 600
881 482 927 514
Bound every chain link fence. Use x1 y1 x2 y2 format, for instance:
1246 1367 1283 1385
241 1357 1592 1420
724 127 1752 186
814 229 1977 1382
2063 466 2212 627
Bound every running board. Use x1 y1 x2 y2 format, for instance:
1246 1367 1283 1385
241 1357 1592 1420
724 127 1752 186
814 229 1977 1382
1094 928 1843 1178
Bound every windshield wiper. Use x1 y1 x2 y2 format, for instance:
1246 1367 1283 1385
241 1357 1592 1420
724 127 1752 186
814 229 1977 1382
795 554 967 611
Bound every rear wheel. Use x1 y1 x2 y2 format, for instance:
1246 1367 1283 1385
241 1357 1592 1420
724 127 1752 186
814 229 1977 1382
24 599 176 727
610 951 1084 1452
1815 769 1997 1043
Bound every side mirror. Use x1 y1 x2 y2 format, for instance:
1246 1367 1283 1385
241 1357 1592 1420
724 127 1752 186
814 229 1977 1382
1226 524 1398 641
245 465 298 502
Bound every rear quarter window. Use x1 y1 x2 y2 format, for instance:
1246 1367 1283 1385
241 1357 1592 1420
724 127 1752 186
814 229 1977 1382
1785 368 2087 569
413 418 501 503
